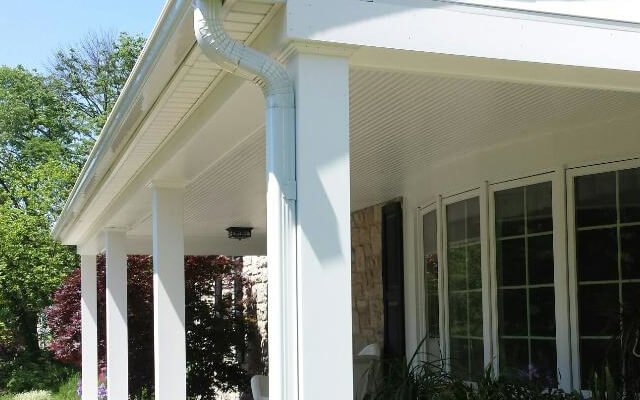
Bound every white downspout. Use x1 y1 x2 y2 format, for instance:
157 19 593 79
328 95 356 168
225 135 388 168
193 1 298 399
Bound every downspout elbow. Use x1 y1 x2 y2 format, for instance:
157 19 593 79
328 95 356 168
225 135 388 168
193 0 294 109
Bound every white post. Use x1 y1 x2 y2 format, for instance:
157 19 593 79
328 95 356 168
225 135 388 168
104 230 128 400
287 53 353 399
80 254 98 400
152 184 186 400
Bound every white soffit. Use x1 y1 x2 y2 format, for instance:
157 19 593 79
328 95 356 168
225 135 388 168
348 67 640 210
128 67 640 239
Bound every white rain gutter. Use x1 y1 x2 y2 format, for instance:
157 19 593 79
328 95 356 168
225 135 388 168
193 1 298 399
53 0 192 241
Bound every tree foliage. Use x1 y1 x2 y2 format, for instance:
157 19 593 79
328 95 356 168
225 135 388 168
0 66 80 353
0 32 145 394
49 31 146 147
46 256 260 399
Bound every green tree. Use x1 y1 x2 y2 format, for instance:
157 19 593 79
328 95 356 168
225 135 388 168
0 66 80 352
0 32 144 391
49 31 146 150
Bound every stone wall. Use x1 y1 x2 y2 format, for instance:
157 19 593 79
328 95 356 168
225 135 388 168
351 205 385 355
242 255 269 368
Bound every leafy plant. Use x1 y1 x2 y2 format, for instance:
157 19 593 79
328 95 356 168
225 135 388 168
368 336 584 400
0 352 74 395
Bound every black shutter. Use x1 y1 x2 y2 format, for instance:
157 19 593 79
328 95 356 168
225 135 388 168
381 201 406 362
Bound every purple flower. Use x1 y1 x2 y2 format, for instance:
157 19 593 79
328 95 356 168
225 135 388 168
98 382 108 400
518 363 542 379
77 378 82 397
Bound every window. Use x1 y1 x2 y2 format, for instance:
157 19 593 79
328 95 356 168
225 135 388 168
446 197 484 379
423 210 440 358
418 158 640 391
494 182 557 382
573 166 640 388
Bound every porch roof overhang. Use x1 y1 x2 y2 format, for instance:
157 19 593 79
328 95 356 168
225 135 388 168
55 0 640 255
53 0 285 250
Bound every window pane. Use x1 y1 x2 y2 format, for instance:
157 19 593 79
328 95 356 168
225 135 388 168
495 182 556 383
423 211 440 339
449 293 467 336
621 225 640 280
528 234 554 285
467 197 481 240
499 289 527 336
447 197 483 380
577 228 618 282
497 238 526 286
423 211 438 255
469 291 483 337
580 339 621 388
578 283 619 337
619 167 640 223
469 339 485 379
527 182 553 234
447 201 467 243
575 172 617 228
529 287 555 337
450 338 469 378
500 338 528 376
448 247 466 290
531 340 557 384
622 283 640 314
496 187 525 237
467 244 482 290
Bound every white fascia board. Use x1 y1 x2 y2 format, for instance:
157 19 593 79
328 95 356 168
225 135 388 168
440 0 640 24
285 0 640 72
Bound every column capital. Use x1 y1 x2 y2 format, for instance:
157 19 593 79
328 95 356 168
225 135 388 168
278 40 357 65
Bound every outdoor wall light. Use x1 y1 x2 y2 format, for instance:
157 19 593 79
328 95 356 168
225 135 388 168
226 226 253 240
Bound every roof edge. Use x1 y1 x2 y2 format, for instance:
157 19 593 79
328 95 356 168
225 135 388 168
53 0 193 243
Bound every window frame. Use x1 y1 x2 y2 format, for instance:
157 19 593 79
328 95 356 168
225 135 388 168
566 157 640 389
441 187 492 376
488 172 571 390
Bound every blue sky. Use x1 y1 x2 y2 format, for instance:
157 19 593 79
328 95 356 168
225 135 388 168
0 0 166 71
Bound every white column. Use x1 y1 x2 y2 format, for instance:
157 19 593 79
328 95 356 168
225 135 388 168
105 230 128 400
80 254 98 400
152 184 186 400
287 53 353 399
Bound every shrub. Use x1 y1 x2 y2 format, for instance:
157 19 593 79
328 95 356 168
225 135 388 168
13 391 52 400
0 352 74 395
50 374 79 400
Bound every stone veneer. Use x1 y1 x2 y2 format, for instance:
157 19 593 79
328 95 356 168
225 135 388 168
242 255 269 365
350 204 385 355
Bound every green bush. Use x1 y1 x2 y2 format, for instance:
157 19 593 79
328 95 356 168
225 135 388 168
13 391 52 400
0 352 75 395
51 375 79 400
